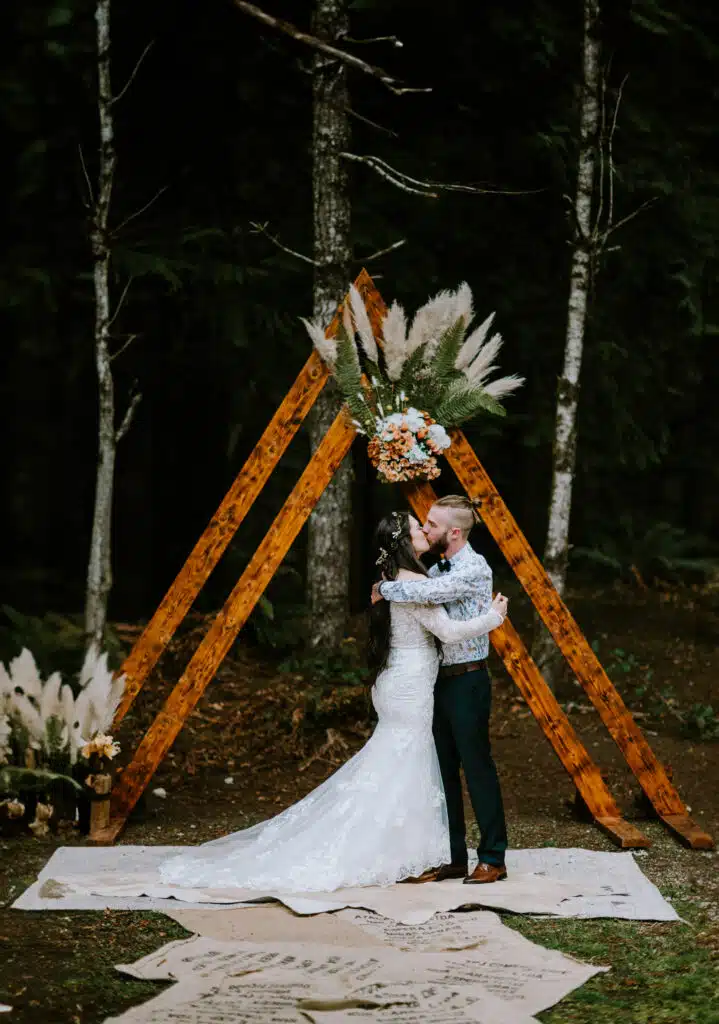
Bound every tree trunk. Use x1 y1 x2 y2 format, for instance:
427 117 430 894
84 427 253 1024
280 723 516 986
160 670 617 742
85 0 117 659
306 0 353 649
534 0 601 688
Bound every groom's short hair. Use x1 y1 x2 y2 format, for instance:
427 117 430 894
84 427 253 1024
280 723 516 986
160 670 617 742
432 495 480 538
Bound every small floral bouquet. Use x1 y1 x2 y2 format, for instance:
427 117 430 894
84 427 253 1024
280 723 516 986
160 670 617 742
80 732 120 775
79 731 120 835
367 407 451 483
302 281 523 485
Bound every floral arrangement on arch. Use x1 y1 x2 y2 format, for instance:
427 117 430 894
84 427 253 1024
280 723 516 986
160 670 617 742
302 282 524 483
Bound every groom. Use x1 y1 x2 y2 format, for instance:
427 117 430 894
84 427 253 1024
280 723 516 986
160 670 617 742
371 494 508 883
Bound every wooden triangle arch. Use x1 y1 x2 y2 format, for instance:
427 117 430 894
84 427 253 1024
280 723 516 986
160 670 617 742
96 270 714 851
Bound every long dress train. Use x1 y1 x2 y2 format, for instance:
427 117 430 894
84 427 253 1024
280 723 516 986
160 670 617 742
159 600 503 893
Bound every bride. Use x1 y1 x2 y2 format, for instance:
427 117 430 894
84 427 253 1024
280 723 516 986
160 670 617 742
159 511 507 893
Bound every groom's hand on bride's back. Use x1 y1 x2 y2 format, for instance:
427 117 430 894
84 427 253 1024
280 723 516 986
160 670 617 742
371 582 384 605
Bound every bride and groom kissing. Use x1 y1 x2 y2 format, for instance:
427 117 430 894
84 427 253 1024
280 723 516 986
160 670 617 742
156 495 509 894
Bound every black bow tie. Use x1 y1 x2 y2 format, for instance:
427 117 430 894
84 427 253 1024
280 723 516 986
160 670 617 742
438 557 451 573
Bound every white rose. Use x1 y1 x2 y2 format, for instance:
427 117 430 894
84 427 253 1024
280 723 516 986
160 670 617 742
404 407 426 431
427 423 451 449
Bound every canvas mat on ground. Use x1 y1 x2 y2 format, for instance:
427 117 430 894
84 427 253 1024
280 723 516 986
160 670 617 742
108 931 607 1023
13 845 679 922
163 905 607 1012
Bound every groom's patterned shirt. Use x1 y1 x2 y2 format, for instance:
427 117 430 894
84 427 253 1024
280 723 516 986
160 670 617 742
378 542 494 664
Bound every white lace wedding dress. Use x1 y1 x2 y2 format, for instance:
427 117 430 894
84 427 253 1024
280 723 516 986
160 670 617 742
159 599 503 893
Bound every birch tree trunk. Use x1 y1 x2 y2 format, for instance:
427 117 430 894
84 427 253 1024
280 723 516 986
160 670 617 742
306 0 353 649
85 0 117 660
534 0 601 687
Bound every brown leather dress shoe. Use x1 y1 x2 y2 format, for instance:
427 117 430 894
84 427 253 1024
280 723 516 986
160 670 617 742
433 862 469 882
463 862 508 884
399 867 441 884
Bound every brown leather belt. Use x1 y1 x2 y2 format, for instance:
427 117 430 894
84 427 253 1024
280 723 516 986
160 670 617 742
438 659 487 678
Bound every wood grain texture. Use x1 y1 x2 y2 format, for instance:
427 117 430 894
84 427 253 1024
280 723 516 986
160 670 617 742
109 410 357 825
443 432 714 849
113 269 381 726
402 481 650 850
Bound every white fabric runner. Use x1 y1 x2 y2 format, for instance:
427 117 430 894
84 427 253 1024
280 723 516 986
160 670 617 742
13 845 679 923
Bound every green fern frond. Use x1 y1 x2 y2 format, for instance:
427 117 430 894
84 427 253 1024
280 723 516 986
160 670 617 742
435 385 507 427
429 317 467 387
397 342 430 395
333 328 375 433
411 372 447 419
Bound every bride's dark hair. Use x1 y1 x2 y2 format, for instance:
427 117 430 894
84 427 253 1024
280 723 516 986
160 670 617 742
368 510 431 674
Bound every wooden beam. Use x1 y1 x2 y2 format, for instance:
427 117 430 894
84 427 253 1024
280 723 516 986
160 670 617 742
491 618 649 849
402 482 650 849
113 269 382 726
443 432 714 851
107 409 357 831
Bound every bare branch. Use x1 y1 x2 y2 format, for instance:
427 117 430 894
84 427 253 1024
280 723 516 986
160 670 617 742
357 238 407 262
249 221 319 266
607 73 629 234
341 34 403 48
594 68 608 240
113 184 168 235
111 40 153 106
108 276 133 330
231 0 429 96
115 388 142 443
603 197 657 238
347 107 399 138
78 144 94 206
110 332 139 362
340 153 438 197
341 152 537 199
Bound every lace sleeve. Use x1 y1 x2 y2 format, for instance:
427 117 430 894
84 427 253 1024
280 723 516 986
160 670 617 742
410 604 504 644
379 571 486 605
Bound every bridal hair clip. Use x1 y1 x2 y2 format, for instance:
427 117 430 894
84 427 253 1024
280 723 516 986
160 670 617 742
390 511 403 541
376 547 390 566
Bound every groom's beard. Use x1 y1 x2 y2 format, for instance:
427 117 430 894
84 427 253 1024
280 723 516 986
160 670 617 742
426 531 452 557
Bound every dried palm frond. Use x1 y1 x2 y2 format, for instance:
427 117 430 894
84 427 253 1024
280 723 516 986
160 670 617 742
455 312 496 370
40 672 63 724
381 300 409 380
349 284 378 363
463 332 505 386
300 317 338 368
9 693 43 749
484 374 525 398
8 648 43 706
407 287 459 357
